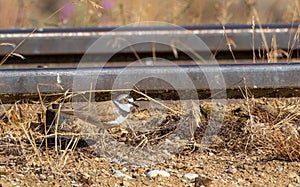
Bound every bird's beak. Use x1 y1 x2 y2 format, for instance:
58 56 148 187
131 102 139 108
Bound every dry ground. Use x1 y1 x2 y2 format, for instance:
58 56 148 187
0 96 299 186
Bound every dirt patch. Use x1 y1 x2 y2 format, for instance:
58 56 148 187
0 97 300 186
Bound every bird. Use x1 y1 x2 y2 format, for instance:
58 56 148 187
49 94 138 129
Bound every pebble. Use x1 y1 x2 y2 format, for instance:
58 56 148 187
258 173 265 177
121 180 132 187
277 167 284 172
40 174 47 180
181 179 187 183
176 163 187 170
237 178 244 183
184 173 199 180
146 170 170 178
225 166 237 174
194 176 213 186
48 175 54 179
112 170 133 179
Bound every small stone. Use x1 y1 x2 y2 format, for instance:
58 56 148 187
40 174 47 180
101 169 110 176
146 170 170 178
181 179 187 183
277 167 284 172
237 178 244 183
17 174 24 178
142 180 150 186
225 166 237 174
184 173 199 180
112 170 132 179
208 152 214 156
176 163 187 170
194 176 212 187
258 173 265 177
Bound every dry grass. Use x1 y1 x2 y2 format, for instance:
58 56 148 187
0 92 299 169
0 88 299 186
214 98 300 161
0 1 299 186
194 81 299 161
0 0 298 28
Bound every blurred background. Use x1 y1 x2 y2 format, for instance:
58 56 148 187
0 0 299 28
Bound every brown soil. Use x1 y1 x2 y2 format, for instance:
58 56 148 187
0 96 300 186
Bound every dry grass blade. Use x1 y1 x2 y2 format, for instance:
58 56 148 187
170 40 179 59
37 84 49 159
0 4 71 66
251 17 256 63
20 123 42 163
223 26 237 63
170 39 208 64
246 2 271 62
107 37 143 64
132 89 180 114
0 29 35 66
87 0 103 9
60 136 80 167
287 25 300 59
152 42 157 64
0 43 16 47
10 52 25 60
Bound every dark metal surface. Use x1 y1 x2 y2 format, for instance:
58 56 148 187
0 63 300 101
0 24 299 63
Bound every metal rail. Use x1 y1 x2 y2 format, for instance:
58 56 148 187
0 24 299 63
0 63 300 102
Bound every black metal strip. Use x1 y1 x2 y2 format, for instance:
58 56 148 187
0 24 299 60
0 63 299 101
